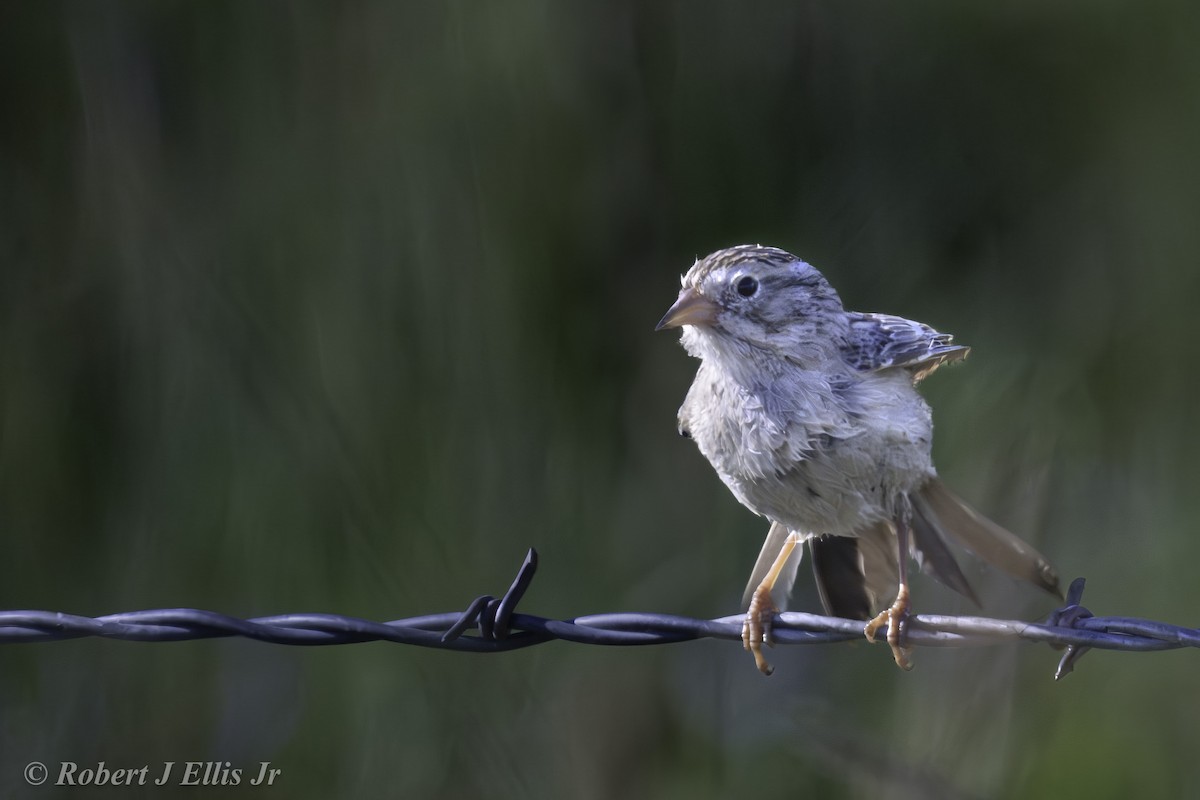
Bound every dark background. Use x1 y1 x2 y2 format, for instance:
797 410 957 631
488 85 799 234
3 3 1199 798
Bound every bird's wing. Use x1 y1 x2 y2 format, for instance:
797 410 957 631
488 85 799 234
842 312 970 383
912 478 1062 598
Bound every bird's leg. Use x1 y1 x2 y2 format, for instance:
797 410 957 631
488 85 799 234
864 510 914 670
742 530 801 676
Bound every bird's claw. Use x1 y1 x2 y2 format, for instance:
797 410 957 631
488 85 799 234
742 587 779 676
864 584 913 670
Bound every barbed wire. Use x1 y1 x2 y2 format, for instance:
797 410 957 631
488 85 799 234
2 549 1196 680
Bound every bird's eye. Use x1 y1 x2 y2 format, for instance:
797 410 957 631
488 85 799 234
735 276 759 297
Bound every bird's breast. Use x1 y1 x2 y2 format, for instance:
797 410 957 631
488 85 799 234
682 365 935 535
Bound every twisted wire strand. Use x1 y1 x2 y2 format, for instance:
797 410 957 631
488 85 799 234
2 550 1195 680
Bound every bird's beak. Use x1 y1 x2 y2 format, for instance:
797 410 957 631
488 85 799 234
655 287 719 331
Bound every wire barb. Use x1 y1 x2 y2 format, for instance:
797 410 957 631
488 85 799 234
1 553 1196 680
1046 577 1094 680
442 548 539 643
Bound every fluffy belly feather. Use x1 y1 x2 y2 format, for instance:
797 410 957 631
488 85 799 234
694 370 936 536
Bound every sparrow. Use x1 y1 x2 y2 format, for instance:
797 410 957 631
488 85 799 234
656 244 1061 674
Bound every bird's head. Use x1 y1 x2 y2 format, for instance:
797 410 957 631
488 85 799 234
656 245 846 361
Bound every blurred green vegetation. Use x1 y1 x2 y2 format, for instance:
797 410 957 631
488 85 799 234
2 2 1200 798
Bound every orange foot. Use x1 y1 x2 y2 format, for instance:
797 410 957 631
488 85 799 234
864 583 913 671
741 584 780 676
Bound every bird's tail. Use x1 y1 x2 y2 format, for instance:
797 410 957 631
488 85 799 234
809 479 1061 619
742 523 907 619
744 479 1061 619
911 478 1062 600
808 516 982 619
